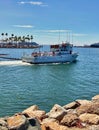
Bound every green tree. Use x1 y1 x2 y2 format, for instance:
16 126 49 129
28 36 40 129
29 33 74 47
30 35 33 42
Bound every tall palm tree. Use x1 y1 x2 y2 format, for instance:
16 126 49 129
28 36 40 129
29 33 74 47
5 33 8 43
22 36 25 42
11 34 14 43
1 33 4 42
27 35 30 42
1 33 4 37
5 33 8 36
30 35 33 42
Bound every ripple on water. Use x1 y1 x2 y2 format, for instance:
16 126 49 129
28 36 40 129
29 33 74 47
0 48 99 116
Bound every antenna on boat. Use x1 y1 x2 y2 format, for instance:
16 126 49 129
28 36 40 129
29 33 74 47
66 31 70 43
71 31 73 44
58 30 60 44
66 31 68 43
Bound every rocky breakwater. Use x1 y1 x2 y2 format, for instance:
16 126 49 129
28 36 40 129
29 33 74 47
0 95 99 130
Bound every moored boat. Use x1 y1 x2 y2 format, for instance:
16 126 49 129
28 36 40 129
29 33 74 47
22 42 78 64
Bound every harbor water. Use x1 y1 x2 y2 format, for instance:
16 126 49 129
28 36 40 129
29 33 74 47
0 47 99 117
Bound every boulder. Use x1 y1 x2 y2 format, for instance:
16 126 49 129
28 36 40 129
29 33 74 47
76 100 91 106
41 122 87 130
63 101 80 110
79 113 99 125
48 104 67 121
7 114 28 130
92 95 99 103
89 125 99 130
0 118 7 127
23 110 46 121
22 105 39 114
60 113 79 127
41 118 58 125
27 118 41 130
0 126 8 130
41 121 64 130
76 103 99 115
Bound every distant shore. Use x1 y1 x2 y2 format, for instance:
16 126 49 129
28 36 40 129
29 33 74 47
0 95 99 130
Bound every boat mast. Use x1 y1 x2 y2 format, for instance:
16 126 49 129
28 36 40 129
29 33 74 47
58 30 60 44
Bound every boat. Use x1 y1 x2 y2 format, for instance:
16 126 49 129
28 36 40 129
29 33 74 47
22 42 78 64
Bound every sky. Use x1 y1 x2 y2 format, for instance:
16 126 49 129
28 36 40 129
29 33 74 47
0 0 99 46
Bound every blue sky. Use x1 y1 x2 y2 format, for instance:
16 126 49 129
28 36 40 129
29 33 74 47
0 0 99 45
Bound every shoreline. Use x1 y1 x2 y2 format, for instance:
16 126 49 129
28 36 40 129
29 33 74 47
0 95 99 130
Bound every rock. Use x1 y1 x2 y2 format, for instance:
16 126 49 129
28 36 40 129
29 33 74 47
76 103 99 115
79 113 99 125
60 127 88 130
76 104 91 116
7 114 28 130
92 95 99 103
60 113 79 127
41 118 58 125
76 100 91 106
0 118 7 127
27 118 41 130
63 101 80 110
22 105 46 121
41 121 62 130
48 104 67 121
89 125 99 130
41 122 87 130
0 126 8 130
23 110 46 121
22 105 39 114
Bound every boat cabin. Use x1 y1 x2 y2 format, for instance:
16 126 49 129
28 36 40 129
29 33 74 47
50 43 73 54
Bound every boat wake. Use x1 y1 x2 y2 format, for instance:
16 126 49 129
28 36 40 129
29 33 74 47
0 60 31 66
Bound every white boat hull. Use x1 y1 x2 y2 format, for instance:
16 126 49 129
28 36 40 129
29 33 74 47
22 53 78 64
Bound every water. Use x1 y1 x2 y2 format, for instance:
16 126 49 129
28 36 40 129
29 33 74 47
0 47 99 117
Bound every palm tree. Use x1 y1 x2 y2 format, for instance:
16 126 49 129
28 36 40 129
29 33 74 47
27 35 30 42
22 36 25 42
1 33 4 42
30 35 33 42
1 33 4 37
11 34 14 43
5 33 8 37
5 33 8 43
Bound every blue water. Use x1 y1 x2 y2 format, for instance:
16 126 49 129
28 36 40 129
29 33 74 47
0 47 99 117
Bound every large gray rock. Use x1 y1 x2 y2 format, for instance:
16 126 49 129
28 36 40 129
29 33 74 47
27 118 41 130
48 104 67 121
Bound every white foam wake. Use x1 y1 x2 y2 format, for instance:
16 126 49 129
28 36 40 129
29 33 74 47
0 60 31 66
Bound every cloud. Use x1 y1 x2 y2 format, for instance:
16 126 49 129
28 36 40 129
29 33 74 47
13 25 34 28
18 1 48 6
